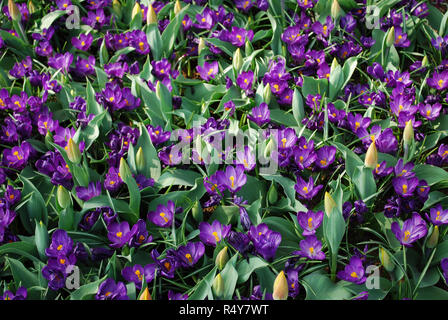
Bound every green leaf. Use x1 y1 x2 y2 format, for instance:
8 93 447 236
7 257 40 290
70 277 107 300
292 88 305 126
219 254 239 300
236 256 269 284
18 175 48 232
415 286 448 300
86 79 105 116
414 164 448 186
135 123 162 181
302 271 352 300
158 169 202 188
161 4 190 56
40 10 66 30
301 76 329 98
188 266 217 300
146 23 162 61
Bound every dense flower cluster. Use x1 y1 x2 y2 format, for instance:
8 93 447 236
1 0 448 301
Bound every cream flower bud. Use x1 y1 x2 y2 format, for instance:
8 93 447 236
426 226 439 249
8 0 21 22
379 246 395 272
147 4 157 25
136 147 145 173
386 26 395 48
215 246 229 270
273 271 288 300
119 157 132 182
131 2 141 20
57 185 71 209
66 138 81 164
139 287 152 300
324 192 337 217
233 48 243 72
403 120 414 145
331 0 342 20
212 273 225 298
364 141 378 169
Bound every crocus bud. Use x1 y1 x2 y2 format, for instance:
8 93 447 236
215 246 229 270
386 26 395 47
379 247 395 272
364 141 378 169
119 157 132 182
8 0 21 22
136 147 145 173
245 40 253 56
263 83 272 105
139 287 152 300
264 137 275 158
272 271 288 300
268 182 278 204
156 80 163 100
35 220 49 261
66 138 81 164
422 55 429 67
331 57 340 71
174 0 182 15
324 192 337 217
331 0 342 20
147 4 157 25
131 2 141 20
112 0 122 18
198 37 206 55
27 0 36 14
233 48 243 72
212 273 225 299
403 120 414 145
427 226 439 249
57 185 71 209
191 201 203 222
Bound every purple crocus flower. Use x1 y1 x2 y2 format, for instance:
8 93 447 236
48 52 73 74
441 258 448 283
236 146 256 171
107 221 133 248
337 256 366 284
427 71 448 90
147 200 177 228
315 146 337 169
394 27 411 48
293 235 326 260
391 213 428 247
147 125 171 146
121 264 147 289
204 172 226 197
2 287 26 300
392 176 419 197
194 7 214 29
104 166 123 193
96 279 129 300
129 219 152 247
394 159 415 178
199 220 231 247
75 56 95 76
45 229 73 258
297 210 324 236
247 103 270 126
217 165 247 193
168 291 189 300
173 242 205 268
196 61 219 81
228 27 254 47
4 185 20 206
72 33 93 51
419 103 442 121
294 175 323 200
426 204 448 226
76 181 101 201
236 70 254 91
248 223 282 261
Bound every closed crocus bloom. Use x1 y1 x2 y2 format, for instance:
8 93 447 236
8 0 21 22
112 0 121 17
212 273 224 298
324 192 336 217
386 26 395 47
379 247 394 272
119 157 132 182
364 141 378 169
136 147 145 173
198 37 206 55
263 83 272 104
215 246 229 270
426 225 439 249
403 120 414 145
139 287 152 300
27 0 36 14
331 0 341 19
233 48 243 72
66 138 81 164
131 2 141 20
174 0 182 15
273 271 288 300
57 185 71 209
147 4 157 24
